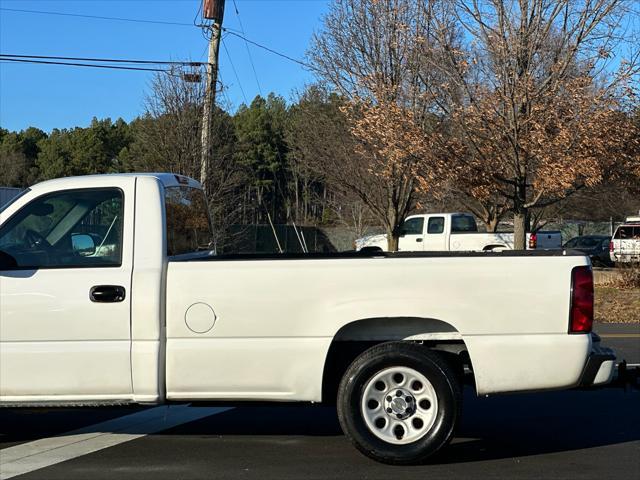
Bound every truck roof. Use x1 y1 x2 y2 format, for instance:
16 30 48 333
31 173 201 191
407 212 472 217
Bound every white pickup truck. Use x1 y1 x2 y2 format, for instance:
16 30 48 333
610 217 640 264
355 213 562 252
0 174 616 465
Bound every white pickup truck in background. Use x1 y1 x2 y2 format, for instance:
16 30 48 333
355 213 562 252
0 174 616 465
610 216 640 264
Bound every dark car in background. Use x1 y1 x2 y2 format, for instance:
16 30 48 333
564 235 613 267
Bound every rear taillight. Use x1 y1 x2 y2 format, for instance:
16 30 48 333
570 266 593 334
609 241 614 252
529 233 537 249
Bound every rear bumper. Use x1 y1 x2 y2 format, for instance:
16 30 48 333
610 253 640 263
579 339 616 387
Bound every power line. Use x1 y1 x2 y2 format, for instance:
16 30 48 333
231 2 292 223
223 30 313 70
217 71 235 110
221 38 249 104
199 39 211 64
193 0 203 28
0 57 168 72
2 6 314 70
0 7 245 34
0 54 205 66
0 7 194 27
231 0 262 94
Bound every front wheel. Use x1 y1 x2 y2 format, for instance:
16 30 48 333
337 342 461 464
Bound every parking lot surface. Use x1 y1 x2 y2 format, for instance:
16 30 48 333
1 324 638 480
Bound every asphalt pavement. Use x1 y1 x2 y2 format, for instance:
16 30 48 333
595 322 640 364
1 324 638 480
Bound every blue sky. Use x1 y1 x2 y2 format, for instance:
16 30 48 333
0 0 329 132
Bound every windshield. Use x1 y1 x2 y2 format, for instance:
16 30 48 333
577 237 602 248
0 188 30 214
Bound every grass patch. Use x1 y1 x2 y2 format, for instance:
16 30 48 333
594 286 640 323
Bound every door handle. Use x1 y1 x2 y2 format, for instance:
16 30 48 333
416 238 423 242
90 285 126 303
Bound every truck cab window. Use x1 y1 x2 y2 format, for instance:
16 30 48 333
165 186 214 256
427 217 445 234
0 189 123 269
451 215 478 232
402 217 424 235
614 227 634 239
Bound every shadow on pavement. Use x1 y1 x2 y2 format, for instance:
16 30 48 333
159 386 640 464
435 387 640 464
2 387 638 465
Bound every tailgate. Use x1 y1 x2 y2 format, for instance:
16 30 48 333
536 231 562 249
613 239 640 261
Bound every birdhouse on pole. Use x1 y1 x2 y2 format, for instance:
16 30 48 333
203 0 225 23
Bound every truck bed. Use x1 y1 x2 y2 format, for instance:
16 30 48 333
176 249 583 262
165 249 593 401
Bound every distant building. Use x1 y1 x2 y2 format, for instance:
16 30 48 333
0 187 23 208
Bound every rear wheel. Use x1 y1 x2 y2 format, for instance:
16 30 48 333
337 342 462 464
484 245 508 252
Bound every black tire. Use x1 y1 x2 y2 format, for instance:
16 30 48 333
337 342 462 465
360 246 384 254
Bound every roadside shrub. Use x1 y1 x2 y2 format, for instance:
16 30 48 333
613 263 640 289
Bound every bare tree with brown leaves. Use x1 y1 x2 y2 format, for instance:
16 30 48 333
124 69 246 250
344 90 452 250
128 69 205 178
425 0 640 248
310 0 453 250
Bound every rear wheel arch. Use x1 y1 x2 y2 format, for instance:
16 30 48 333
321 317 470 404
483 244 508 252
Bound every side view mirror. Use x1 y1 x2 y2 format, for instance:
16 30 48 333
72 233 96 256
399 229 407 237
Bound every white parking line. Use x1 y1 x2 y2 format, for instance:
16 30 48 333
0 405 232 479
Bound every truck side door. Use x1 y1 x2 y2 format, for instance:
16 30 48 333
421 215 448 251
398 216 425 251
0 181 135 403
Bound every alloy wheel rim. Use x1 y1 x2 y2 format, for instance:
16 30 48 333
360 366 438 445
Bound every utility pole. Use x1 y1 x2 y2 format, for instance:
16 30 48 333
200 0 225 191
